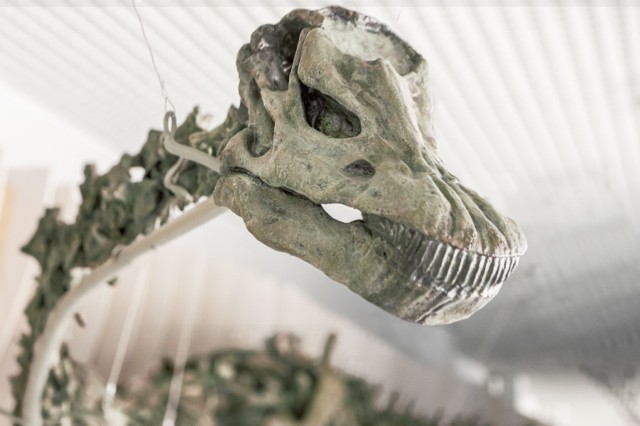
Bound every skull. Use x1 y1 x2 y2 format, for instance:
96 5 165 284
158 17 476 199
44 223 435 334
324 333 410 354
213 7 527 325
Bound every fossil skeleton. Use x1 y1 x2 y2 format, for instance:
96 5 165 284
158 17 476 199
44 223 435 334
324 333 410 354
12 6 526 422
117 334 507 425
213 7 527 325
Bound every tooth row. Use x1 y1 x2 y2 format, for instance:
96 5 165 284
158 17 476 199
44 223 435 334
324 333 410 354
410 239 520 297
370 217 520 295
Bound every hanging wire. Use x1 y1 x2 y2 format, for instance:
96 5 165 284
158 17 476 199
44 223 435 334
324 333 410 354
131 0 175 114
131 0 203 202
396 7 404 24
162 253 206 426
131 0 221 203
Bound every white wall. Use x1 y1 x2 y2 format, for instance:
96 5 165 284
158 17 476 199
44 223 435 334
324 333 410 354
0 80 119 186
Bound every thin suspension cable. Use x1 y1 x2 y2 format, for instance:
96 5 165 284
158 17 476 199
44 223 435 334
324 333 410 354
131 1 201 200
162 252 206 426
396 7 404 24
131 0 175 114
102 262 151 414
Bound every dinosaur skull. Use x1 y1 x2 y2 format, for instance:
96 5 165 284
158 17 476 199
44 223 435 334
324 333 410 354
213 7 527 325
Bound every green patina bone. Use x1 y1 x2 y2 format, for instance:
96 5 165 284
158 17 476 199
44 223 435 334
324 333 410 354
117 334 503 426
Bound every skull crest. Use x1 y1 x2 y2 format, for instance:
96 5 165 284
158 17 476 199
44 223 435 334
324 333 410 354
213 7 527 325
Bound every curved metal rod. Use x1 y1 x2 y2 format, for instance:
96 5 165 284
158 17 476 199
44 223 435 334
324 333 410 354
163 156 194 202
22 197 226 425
163 111 222 174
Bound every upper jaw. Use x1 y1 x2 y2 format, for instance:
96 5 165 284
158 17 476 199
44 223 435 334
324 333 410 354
221 123 527 260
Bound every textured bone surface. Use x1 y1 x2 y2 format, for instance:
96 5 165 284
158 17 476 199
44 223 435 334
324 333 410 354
214 6 527 325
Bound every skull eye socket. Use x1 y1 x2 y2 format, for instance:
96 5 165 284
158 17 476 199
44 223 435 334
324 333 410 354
300 82 361 138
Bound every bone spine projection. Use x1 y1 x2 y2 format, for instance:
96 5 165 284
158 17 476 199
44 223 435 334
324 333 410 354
214 6 527 325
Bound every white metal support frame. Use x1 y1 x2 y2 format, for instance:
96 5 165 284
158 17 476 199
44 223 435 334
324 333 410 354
21 197 226 425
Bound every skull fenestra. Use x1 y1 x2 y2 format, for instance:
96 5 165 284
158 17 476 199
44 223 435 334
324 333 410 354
210 7 527 325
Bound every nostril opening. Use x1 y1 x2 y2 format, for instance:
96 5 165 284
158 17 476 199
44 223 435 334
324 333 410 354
321 203 363 223
245 128 270 157
344 159 375 178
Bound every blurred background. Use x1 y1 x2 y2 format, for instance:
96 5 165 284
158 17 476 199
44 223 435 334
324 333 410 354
0 1 639 425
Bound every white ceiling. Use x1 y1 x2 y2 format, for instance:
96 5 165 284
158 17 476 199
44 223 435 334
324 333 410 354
1 0 640 416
